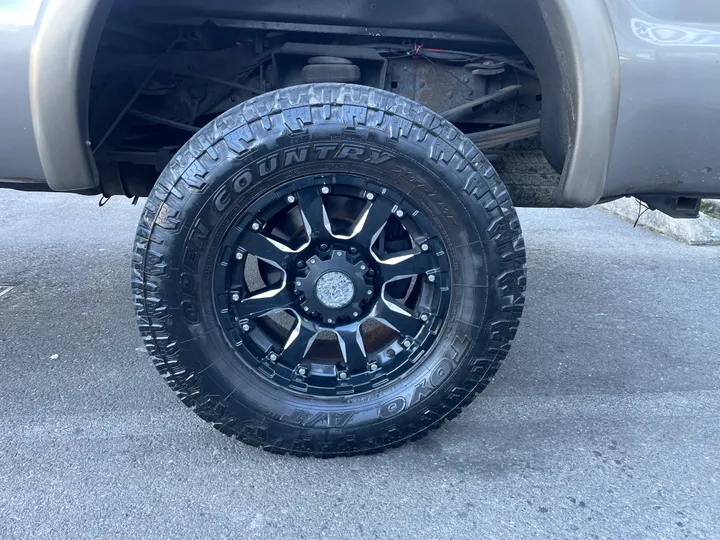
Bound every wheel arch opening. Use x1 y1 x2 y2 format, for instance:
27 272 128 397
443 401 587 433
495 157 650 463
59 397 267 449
45 0 618 207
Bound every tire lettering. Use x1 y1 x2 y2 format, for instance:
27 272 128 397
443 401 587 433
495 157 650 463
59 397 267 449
213 143 397 225
283 145 310 166
183 248 199 272
258 153 278 177
430 358 453 387
188 222 210 251
379 397 406 419
451 334 470 359
367 149 395 165
283 410 356 428
304 412 328 427
314 143 338 160
386 334 472 414
180 272 196 297
181 300 200 324
410 378 434 407
330 411 355 428
214 185 231 212
232 169 253 193
335 144 364 160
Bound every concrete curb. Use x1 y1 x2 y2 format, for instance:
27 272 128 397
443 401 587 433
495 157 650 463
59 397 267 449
599 197 720 246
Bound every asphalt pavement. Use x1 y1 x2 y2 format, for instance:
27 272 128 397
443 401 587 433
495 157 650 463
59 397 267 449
1 190 719 539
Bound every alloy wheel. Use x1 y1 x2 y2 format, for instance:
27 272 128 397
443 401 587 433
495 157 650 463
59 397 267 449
213 174 451 397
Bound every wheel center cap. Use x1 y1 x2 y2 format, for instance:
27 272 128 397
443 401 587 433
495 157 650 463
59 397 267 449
315 271 355 309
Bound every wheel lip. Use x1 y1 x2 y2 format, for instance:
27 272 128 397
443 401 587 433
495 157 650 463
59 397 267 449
211 172 453 398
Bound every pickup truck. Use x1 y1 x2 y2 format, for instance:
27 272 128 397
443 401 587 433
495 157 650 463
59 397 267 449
2 0 719 457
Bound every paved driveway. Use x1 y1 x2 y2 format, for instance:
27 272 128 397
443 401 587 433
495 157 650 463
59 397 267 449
1 191 719 539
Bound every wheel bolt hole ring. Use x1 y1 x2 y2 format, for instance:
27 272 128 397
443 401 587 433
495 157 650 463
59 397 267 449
215 173 452 397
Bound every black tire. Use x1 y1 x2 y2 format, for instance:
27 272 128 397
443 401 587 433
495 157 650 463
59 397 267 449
492 148 560 207
132 83 526 457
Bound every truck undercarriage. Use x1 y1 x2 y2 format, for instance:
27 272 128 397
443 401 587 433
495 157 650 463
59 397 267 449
89 16 553 206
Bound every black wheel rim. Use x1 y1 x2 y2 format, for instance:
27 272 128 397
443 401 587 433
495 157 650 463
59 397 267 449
213 174 451 397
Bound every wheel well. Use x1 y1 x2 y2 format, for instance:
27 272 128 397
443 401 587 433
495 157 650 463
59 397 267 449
35 0 618 206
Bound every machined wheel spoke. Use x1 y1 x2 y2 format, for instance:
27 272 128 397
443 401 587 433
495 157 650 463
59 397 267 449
376 249 435 283
372 297 423 337
334 323 367 372
235 285 294 320
280 317 320 366
242 231 295 268
348 198 395 245
297 187 330 240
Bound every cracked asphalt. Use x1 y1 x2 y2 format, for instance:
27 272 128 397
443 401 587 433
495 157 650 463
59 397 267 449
1 190 719 539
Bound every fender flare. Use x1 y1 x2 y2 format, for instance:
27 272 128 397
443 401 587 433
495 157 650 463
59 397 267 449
29 0 111 192
541 0 621 207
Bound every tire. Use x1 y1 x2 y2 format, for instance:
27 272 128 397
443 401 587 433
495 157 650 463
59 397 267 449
492 148 561 207
132 83 526 457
